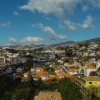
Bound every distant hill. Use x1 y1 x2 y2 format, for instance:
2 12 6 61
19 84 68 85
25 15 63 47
52 37 100 46
58 41 76 44
83 37 100 42
52 41 76 46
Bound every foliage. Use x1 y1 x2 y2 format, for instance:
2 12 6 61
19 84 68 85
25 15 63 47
78 42 89 48
57 46 66 50
11 87 31 100
1 92 11 100
65 49 73 57
25 58 34 70
88 85 100 98
0 75 83 100
45 66 55 75
57 77 83 100
89 71 98 76
80 68 84 74
55 53 60 60
55 61 60 66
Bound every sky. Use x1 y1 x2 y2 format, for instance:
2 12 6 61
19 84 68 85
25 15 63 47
0 0 100 46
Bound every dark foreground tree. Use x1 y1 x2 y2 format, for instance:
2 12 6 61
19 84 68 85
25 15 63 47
57 77 83 100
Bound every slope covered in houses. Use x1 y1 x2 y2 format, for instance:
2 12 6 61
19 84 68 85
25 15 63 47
0 42 100 99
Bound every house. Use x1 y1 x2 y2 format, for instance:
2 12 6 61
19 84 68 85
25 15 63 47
16 67 24 73
34 91 62 100
24 72 28 77
83 51 88 56
89 51 95 56
64 62 73 69
82 76 100 87
68 68 78 75
73 62 81 67
96 50 100 55
35 68 44 73
96 60 100 69
84 64 96 76
76 51 83 56
58 60 63 64
89 58 96 64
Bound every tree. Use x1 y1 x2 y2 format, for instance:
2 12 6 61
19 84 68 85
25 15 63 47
55 53 60 60
11 87 31 100
88 85 100 99
80 68 84 74
89 71 98 76
25 58 34 70
65 49 73 57
57 77 83 100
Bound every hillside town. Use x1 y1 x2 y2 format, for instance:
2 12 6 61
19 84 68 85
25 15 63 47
0 42 100 100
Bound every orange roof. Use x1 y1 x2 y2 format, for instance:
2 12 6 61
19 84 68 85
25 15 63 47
36 68 44 71
85 64 96 69
22 77 28 81
33 75 41 79
33 71 49 79
57 71 66 76
68 68 78 72
65 74 75 81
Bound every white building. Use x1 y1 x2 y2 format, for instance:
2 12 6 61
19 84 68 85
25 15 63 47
84 64 96 76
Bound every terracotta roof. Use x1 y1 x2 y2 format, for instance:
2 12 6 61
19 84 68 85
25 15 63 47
36 68 44 71
22 77 28 81
68 68 78 72
82 76 100 81
85 64 96 69
57 71 66 76
65 74 75 81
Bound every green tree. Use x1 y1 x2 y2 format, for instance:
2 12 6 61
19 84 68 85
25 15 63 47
11 87 31 100
25 58 34 70
88 85 100 99
57 77 83 100
89 71 98 76
1 92 11 100
80 68 84 74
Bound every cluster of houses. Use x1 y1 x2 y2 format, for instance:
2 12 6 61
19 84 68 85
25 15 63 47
0 42 100 88
22 66 74 82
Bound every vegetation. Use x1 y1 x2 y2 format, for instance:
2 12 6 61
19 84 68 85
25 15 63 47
89 71 98 76
88 85 100 99
25 58 34 71
0 75 83 100
45 66 55 75
57 77 83 100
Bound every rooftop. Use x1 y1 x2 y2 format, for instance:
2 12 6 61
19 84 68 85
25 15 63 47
82 76 100 81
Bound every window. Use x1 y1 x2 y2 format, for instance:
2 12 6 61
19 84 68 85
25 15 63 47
89 82 92 84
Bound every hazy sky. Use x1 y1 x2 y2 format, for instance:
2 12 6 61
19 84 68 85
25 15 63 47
0 0 100 45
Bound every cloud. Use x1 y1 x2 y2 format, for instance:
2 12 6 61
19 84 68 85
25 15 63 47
37 23 66 40
20 0 80 21
31 24 36 27
58 20 77 31
81 15 95 30
13 11 20 16
20 36 44 43
0 21 11 28
82 6 88 12
9 37 17 44
59 15 96 31
64 21 77 31
46 17 51 20
87 0 100 8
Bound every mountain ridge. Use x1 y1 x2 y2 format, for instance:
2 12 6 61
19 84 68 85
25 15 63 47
52 37 100 45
